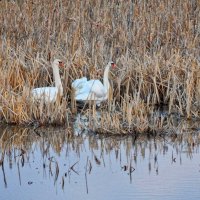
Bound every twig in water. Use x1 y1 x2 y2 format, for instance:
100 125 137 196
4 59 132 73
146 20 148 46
85 156 89 194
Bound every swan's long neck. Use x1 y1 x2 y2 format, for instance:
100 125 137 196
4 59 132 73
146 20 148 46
103 64 110 93
52 64 63 96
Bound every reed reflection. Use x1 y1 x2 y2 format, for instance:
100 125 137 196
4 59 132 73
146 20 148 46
0 114 200 192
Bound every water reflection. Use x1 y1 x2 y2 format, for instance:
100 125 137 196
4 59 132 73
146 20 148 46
0 118 200 200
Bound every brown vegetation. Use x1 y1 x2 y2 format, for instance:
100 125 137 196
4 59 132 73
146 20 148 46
0 0 199 133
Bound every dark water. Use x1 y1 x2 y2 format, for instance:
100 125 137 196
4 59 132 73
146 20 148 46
0 119 200 200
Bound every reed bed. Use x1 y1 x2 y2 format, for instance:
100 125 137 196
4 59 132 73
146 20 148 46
0 0 199 133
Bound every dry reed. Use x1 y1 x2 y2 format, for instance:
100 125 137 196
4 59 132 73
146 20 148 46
0 0 199 133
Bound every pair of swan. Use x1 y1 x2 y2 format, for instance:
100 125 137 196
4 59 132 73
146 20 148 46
32 59 116 105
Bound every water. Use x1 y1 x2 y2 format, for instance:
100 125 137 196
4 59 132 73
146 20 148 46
0 123 200 200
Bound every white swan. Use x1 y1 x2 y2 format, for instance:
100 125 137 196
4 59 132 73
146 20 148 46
72 61 116 105
31 59 64 102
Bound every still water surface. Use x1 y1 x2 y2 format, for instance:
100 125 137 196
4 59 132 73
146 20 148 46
0 122 200 200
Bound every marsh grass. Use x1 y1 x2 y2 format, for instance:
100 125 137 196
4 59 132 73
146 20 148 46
0 0 199 133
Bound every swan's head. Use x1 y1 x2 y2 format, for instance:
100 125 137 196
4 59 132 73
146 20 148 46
108 61 116 69
52 59 64 68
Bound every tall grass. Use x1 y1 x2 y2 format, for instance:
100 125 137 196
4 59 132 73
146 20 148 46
0 0 199 132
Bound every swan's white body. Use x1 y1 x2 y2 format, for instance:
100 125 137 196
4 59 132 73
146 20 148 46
72 61 115 105
32 87 60 102
31 59 64 102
